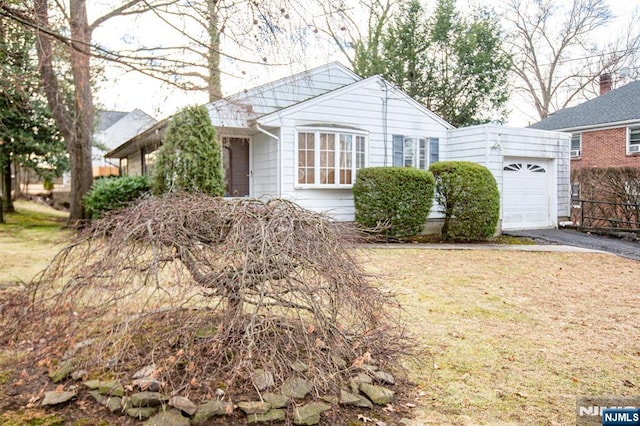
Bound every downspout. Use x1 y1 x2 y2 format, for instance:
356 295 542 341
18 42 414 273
255 123 281 197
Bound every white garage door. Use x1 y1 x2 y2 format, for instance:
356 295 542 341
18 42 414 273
502 158 552 230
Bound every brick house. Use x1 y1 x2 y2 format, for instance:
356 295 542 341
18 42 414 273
529 76 640 228
528 75 640 171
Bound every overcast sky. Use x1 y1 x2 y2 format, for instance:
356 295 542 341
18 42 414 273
92 0 640 127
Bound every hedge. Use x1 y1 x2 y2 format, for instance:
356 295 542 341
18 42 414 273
353 167 435 237
430 161 499 241
84 175 150 219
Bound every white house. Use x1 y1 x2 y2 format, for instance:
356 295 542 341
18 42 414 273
93 109 156 177
107 62 570 231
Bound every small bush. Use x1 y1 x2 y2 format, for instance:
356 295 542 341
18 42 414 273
430 161 499 241
353 167 435 237
84 175 150 219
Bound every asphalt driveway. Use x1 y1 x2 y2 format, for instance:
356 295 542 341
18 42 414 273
504 228 640 261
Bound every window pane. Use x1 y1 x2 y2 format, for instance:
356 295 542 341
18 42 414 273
392 135 403 166
418 138 427 169
570 134 581 151
630 129 640 145
298 132 315 184
429 138 439 164
320 133 335 184
339 134 353 184
404 137 416 167
356 136 365 170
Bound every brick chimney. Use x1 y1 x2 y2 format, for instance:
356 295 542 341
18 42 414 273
599 73 612 95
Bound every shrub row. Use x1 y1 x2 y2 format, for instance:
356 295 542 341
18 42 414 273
353 162 500 241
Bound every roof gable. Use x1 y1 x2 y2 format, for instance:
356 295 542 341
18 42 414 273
528 80 640 131
256 75 454 129
206 62 361 128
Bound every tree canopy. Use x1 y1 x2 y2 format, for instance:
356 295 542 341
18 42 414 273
0 7 66 215
353 0 511 127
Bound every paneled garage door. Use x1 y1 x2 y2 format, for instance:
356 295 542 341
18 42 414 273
502 158 552 230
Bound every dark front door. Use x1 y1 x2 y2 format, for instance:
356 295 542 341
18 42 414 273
223 137 250 197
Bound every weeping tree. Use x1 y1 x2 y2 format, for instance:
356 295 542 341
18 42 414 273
11 194 414 421
151 105 224 196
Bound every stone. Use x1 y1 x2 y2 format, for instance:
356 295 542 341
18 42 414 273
293 402 331 425
339 389 373 408
144 409 190 426
99 381 125 397
263 393 289 408
169 395 198 416
126 406 158 420
331 355 347 369
89 390 107 405
373 371 395 385
130 391 167 407
133 364 157 379
247 409 286 424
252 369 274 391
133 377 162 392
49 359 77 383
359 383 395 405
41 390 76 406
281 377 313 399
291 361 308 372
83 380 102 390
71 370 88 381
353 372 372 384
106 396 123 413
237 401 271 414
192 400 234 424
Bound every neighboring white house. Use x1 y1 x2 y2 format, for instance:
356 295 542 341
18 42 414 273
107 62 570 231
93 109 156 177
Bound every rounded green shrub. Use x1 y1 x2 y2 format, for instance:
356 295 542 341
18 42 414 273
84 175 150 219
429 161 500 241
353 167 435 237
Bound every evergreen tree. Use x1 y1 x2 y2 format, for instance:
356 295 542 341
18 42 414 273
355 0 511 127
152 105 224 196
0 6 66 216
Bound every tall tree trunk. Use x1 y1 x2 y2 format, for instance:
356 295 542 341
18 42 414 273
13 161 23 198
207 0 221 102
69 0 94 222
3 158 14 213
34 0 94 224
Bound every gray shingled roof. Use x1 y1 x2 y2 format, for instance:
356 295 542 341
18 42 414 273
95 110 128 132
527 80 640 131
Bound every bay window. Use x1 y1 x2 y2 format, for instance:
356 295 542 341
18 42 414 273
297 128 367 187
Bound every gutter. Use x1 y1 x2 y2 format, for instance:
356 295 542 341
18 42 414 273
255 123 282 197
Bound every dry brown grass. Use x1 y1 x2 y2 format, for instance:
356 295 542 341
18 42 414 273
2 202 639 425
363 248 640 425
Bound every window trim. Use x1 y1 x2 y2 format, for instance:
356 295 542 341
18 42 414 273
570 133 581 158
392 135 439 169
295 127 368 189
627 127 640 154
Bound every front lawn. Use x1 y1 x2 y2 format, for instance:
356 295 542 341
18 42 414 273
1 201 638 425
